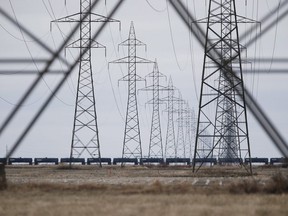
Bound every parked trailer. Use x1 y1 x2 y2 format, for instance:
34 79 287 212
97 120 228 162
113 158 138 165
34 158 59 165
60 158 85 165
218 158 243 165
140 158 164 165
270 157 288 165
8 158 33 165
87 158 111 165
244 157 269 165
166 158 191 165
193 158 217 165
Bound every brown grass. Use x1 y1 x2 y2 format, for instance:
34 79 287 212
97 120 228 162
1 165 288 216
6 180 200 195
1 188 288 216
229 172 288 194
265 172 288 193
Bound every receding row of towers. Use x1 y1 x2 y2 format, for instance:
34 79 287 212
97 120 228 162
52 0 253 173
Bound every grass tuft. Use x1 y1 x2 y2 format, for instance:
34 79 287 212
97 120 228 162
229 172 288 194
264 172 288 194
229 179 261 194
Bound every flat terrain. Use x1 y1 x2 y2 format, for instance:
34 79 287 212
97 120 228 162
1 165 288 216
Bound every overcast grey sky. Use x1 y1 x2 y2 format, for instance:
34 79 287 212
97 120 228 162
0 0 287 159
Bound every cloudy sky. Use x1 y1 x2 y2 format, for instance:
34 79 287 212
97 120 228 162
0 0 287 159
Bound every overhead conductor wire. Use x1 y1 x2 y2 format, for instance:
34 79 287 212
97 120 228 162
8 0 73 106
105 3 125 121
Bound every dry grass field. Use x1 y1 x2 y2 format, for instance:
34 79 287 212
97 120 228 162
0 165 288 216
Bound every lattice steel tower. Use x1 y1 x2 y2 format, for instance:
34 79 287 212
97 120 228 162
193 0 252 173
184 103 193 159
174 93 186 158
52 0 119 160
140 61 166 158
161 77 180 158
110 22 153 159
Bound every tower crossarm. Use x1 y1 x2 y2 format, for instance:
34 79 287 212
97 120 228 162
118 38 148 48
109 56 154 65
193 13 260 24
118 74 146 82
51 12 120 24
66 39 106 49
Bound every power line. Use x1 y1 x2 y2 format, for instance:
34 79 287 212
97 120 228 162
8 0 73 106
187 0 199 102
104 4 126 121
107 59 125 122
251 0 260 98
0 95 44 107
267 0 281 73
0 23 50 42
145 0 167 13
166 0 188 72
42 0 77 97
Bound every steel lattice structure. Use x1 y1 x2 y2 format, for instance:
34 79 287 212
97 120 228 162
1 0 288 170
190 108 197 158
140 61 166 158
160 77 181 158
184 103 192 159
174 93 186 158
51 0 119 161
193 0 253 173
110 22 153 159
184 103 195 159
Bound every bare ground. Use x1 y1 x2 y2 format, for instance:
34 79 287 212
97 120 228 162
0 165 288 216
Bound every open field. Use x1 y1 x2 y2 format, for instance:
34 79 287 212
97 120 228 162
0 165 288 216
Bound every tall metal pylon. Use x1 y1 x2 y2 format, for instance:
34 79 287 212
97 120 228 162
51 0 119 161
184 103 193 159
161 77 180 158
190 108 197 159
140 61 166 158
109 22 153 159
174 93 186 158
184 103 192 159
193 0 252 173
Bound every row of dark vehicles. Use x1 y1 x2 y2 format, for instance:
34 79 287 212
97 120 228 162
0 157 287 166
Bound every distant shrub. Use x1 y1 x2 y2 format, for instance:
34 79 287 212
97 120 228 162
264 172 288 194
229 172 288 194
229 179 261 194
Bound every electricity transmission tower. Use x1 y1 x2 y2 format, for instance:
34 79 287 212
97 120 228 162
140 61 166 158
184 103 192 159
184 103 194 159
174 93 186 158
109 22 153 159
190 108 197 158
193 0 253 173
51 0 119 161
161 77 181 158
